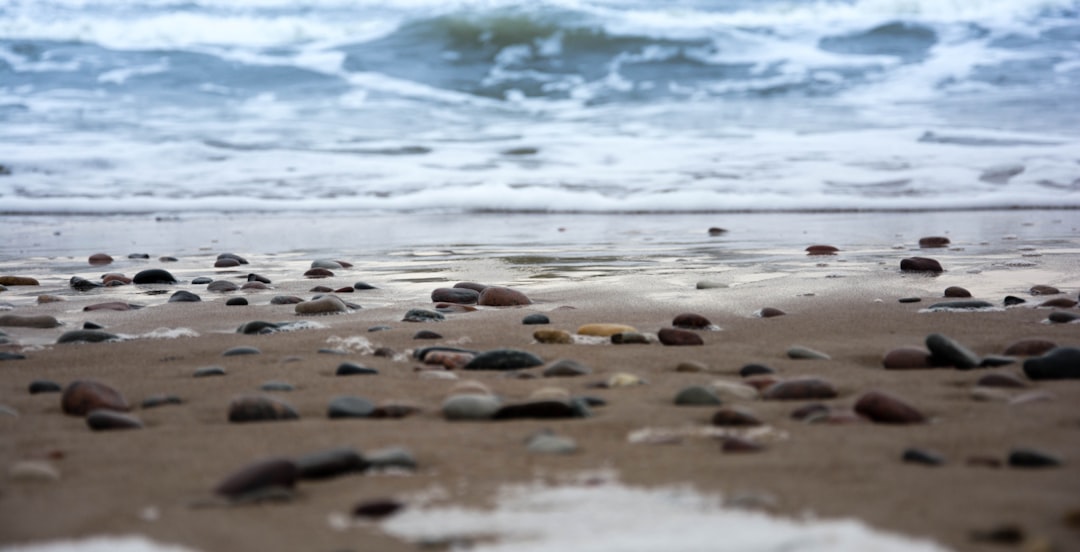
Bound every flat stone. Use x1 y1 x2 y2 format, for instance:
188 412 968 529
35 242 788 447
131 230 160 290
918 236 950 248
1023 347 1080 380
696 281 729 289
442 394 501 420
854 390 927 424
611 331 650 344
29 380 62 394
336 362 379 376
943 286 972 298
786 346 830 360
86 409 144 431
327 396 376 419
976 372 1028 388
222 346 261 357
191 277 213 285
606 372 647 387
194 366 226 377
882 347 933 369
1048 311 1080 323
926 333 980 369
900 257 944 273
403 308 444 322
806 245 839 255
673 385 722 406
228 395 299 422
763 378 837 400
260 381 295 392
431 287 479 304
1003 339 1057 356
237 321 280 335
1030 285 1061 295
83 302 139 312
295 295 349 315
8 461 60 482
658 328 704 346
207 280 239 292
898 297 922 303
672 313 712 329
214 258 241 268
739 364 776 377
226 297 249 306
88 253 113 265
353 282 377 290
141 394 183 409
365 447 417 471
534 329 573 344
0 314 61 328
757 307 786 318
304 268 334 278
928 300 995 310
522 313 550 325
711 406 762 426
169 290 202 303
478 286 531 306
353 499 405 519
132 269 177 284
0 276 39 286
61 380 129 416
526 432 579 454
979 355 1016 367
577 323 636 337
543 359 592 377
1008 448 1062 468
710 381 761 400
903 448 945 466
1040 298 1078 309
414 330 442 339
493 399 579 420
271 295 304 305
463 349 543 371
215 457 298 498
296 447 368 480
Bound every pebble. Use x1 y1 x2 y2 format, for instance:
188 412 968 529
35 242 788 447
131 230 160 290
806 245 839 255
442 394 501 420
711 406 762 426
658 328 704 346
271 295 304 305
976 372 1028 388
757 307 786 318
365 447 417 471
900 257 944 273
132 269 177 284
295 295 349 315
128 253 150 259
576 323 636 337
206 280 238 292
228 395 300 422
1023 347 1080 380
82 322 104 330
1003 295 1027 306
710 381 761 400
0 314 61 328
882 347 933 369
327 396 376 419
854 390 927 424
721 436 764 453
8 461 60 482
423 351 475 370
311 259 343 270
214 457 298 498
918 236 950 248
739 364 776 377
478 286 532 306
353 499 405 519
526 431 579 454
943 286 972 298
786 346 830 360
70 276 103 290
86 409 144 431
696 281 729 289
403 308 445 322
168 290 202 303
431 287 479 304
970 525 1026 546
353 281 377 290
763 378 838 400
1030 285 1061 295
1003 339 1057 356
707 227 727 236
236 321 281 335
222 346 260 357
611 331 650 344
260 381 295 392
37 295 64 303
898 297 922 303
494 399 580 420
415 346 478 361
606 372 646 388
793 403 829 421
61 380 130 416
304 268 334 278
246 273 270 284
543 359 592 377
463 349 543 371
141 394 183 409
0 352 24 361
336 362 379 376
214 258 240 268
296 447 368 480
979 355 1016 367
902 448 945 466
928 300 994 310
925 333 980 369
0 276 39 286
1008 448 1062 468
673 385 722 406
29 380 62 394
743 376 780 391
1048 310 1080 323
672 313 712 329
88 253 113 265
1040 298 1079 309
414 330 442 339
522 313 550 325
675 361 708 373
225 298 248 308
371 403 421 419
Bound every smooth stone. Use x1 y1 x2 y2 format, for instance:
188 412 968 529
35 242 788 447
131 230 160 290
88 253 113 265
903 448 945 466
1003 295 1027 306
227 395 299 422
419 370 458 380
606 372 646 388
415 346 480 361
236 321 279 334
854 390 926 424
270 295 304 305
522 313 550 325
528 387 570 401
710 381 761 400
336 363 379 376
696 281 729 289
0 352 24 361
926 333 980 369
368 325 392 333
82 322 104 329
304 268 334 278
214 258 240 268
658 328 704 346
1008 448 1062 468
353 499 405 519
295 295 349 315
365 447 417 471
1048 311 1080 323
1004 339 1058 356
1030 285 1061 295
215 457 298 498
442 394 501 420
448 380 492 397
0 314 61 328
711 406 762 426
526 432 579 454
327 396 376 419
928 300 994 310
611 331 650 344
222 346 260 357
534 329 573 344
243 282 271 290
141 394 183 409
29 380 62 394
674 385 722 406
245 273 270 284
493 399 579 420
86 409 144 431
478 286 531 306
431 287 479 304
70 276 103 291
1023 347 1080 380
83 302 139 312
261 381 295 392
423 351 475 370
296 447 368 480
543 359 592 377
463 349 543 371
577 323 637 337
128 253 150 259
8 461 60 482
0 276 39 286
898 297 922 303
978 355 1016 367
353 282 377 290
311 259 343 270
900 257 944 273
970 525 1026 545
786 346 830 360
37 295 64 303
168 290 202 303
943 286 972 298
61 380 129 416
806 245 839 255
882 347 933 369
763 378 837 400
206 280 239 292
403 308 445 322
192 367 225 380
918 236 950 248
1039 298 1078 309
976 373 1028 388
132 269 177 284
414 330 442 339
672 313 712 329
721 436 764 453
217 253 248 265
757 307 786 318
675 361 708 373
739 364 776 377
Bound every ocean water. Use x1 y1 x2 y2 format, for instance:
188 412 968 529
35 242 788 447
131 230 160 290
1 0 1079 214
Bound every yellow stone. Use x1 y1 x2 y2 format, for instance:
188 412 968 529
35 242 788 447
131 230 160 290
576 323 637 337
607 372 646 388
533 329 573 344
529 387 571 401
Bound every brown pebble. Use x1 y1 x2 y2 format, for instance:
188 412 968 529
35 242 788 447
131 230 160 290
1038 298 1077 308
711 406 762 427
214 258 241 268
477 286 531 306
976 372 1028 388
1003 339 1057 356
918 236 950 248
309 285 332 292
758 307 785 318
721 436 763 453
944 286 972 298
658 328 704 346
900 257 943 273
0 276 40 286
61 380 130 416
453 282 488 293
805 245 839 255
331 286 353 293
763 378 837 400
967 456 1003 468
242 282 270 290
534 329 573 344
83 302 135 312
214 457 298 498
1029 285 1060 296
304 268 334 278
36 295 64 304
882 347 933 369
88 253 113 266
854 390 926 424
424 351 474 370
672 313 712 329
102 273 131 285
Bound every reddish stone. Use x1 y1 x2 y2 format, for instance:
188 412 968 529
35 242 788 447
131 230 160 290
370 404 421 419
424 351 475 370
102 273 131 285
944 286 971 298
763 378 838 400
721 437 763 453
61 380 130 416
882 347 933 369
743 376 780 391
711 406 762 427
304 268 334 278
901 257 943 273
806 245 839 255
918 236 950 248
672 313 711 329
88 253 113 266
241 282 270 290
1003 339 1057 356
333 286 354 293
309 285 332 293
478 286 531 306
658 328 704 346
1038 298 1077 308
434 303 477 313
854 390 926 424
0 276 39 286
1029 285 1060 296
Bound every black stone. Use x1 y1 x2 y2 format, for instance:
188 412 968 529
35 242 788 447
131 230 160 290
336 362 379 376
70 276 102 291
132 269 177 285
168 290 202 303
1003 295 1027 306
353 499 404 519
368 325 391 332
214 458 297 498
86 409 144 431
296 447 368 480
223 346 261 357
1023 347 1080 380
927 300 995 311
141 394 183 408
327 396 376 419
522 314 550 325
270 295 304 305
82 322 104 329
463 349 544 371
1048 311 1080 324
247 273 271 284
0 352 26 361
1008 448 1062 468
226 297 248 306
431 287 480 304
217 253 249 265
926 333 980 369
191 277 213 285
57 330 120 344
237 321 281 334
29 380 62 394
413 330 442 339
353 282 378 290
739 364 776 377
902 447 945 466
194 366 226 378
898 297 922 303
128 253 150 259
493 400 579 420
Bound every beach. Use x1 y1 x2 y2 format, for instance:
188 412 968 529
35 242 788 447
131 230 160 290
1 210 1078 551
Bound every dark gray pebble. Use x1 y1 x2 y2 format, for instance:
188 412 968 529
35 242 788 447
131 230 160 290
223 346 261 357
431 287 479 304
247 273 271 284
70 276 102 291
141 394 183 409
1008 448 1062 468
226 297 248 306
228 395 299 423
928 300 994 311
463 349 544 371
0 351 26 361
132 269 177 284
353 499 404 519
128 253 150 259
403 308 445 322
336 363 379 376
926 333 980 369
194 366 226 378
214 457 297 498
327 396 376 419
522 314 550 325
168 290 201 303
237 321 280 335
207 280 239 292
82 322 104 330
159 256 178 262
86 409 144 431
898 297 922 303
1048 311 1080 323
943 286 971 298
353 282 378 290
739 364 776 377
296 447 368 480
191 277 213 285
270 295 304 305
1023 347 1080 380
903 448 945 466
674 385 723 406
414 330 442 339
900 257 943 273
29 380 62 394
978 355 1016 368
1003 295 1026 306
216 253 249 265
57 330 120 344
368 325 392 332
493 400 581 420
542 359 592 377
260 381 295 392
611 332 649 344
365 447 417 471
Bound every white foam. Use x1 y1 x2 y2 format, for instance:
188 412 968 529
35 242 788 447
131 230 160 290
0 536 201 552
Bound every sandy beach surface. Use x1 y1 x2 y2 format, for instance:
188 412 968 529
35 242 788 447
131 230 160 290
1 211 1078 552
